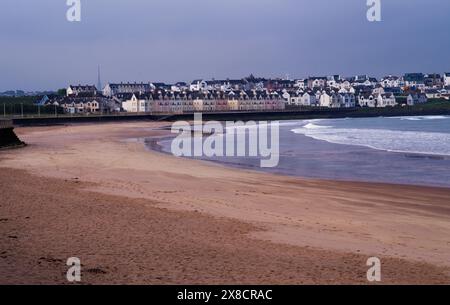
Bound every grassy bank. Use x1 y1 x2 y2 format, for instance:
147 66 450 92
0 96 64 116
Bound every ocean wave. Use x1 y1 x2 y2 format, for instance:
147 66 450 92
399 115 449 121
292 126 450 156
302 123 332 129
225 120 301 129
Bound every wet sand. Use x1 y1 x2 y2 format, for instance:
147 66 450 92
1 122 450 284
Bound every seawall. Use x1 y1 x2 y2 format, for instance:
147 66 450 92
10 107 450 127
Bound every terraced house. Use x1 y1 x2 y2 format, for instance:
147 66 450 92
407 93 428 106
117 89 285 114
121 93 152 113
59 98 101 114
358 93 397 108
444 73 450 87
58 70 447 115
103 82 151 97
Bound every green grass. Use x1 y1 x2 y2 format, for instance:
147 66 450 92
0 96 63 116
0 96 40 105
418 99 450 109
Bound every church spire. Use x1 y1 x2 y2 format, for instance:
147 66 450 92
97 65 102 92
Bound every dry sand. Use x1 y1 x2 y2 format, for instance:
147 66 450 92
1 122 450 284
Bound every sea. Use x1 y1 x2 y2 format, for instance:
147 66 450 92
153 115 450 188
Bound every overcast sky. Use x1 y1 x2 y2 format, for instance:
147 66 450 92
1 0 449 91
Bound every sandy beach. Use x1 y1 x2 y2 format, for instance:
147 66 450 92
1 122 450 284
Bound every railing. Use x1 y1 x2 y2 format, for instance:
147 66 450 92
0 119 13 129
3 107 358 119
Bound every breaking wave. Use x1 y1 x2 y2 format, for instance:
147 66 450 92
399 115 448 121
292 122 450 156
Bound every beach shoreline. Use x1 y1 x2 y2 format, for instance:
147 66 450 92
1 122 450 284
152 117 450 189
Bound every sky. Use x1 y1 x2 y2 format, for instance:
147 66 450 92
0 0 449 91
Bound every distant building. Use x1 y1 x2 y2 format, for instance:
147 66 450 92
444 73 450 87
372 85 385 95
264 79 295 91
340 80 352 90
294 79 306 90
171 82 188 92
189 80 208 91
340 93 356 108
103 82 151 97
60 98 101 114
301 92 317 106
381 76 401 88
67 85 97 97
407 93 428 106
376 93 397 108
326 75 342 88
425 89 442 99
150 83 171 90
403 73 425 87
318 91 333 107
35 95 50 106
307 77 327 89
383 87 403 95
351 76 377 87
121 93 151 113
57 72 448 114
359 93 395 108
424 74 442 88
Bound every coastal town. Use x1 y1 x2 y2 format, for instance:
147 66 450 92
3 73 450 115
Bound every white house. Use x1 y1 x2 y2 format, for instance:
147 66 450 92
340 80 352 90
308 77 327 88
358 93 396 108
444 73 450 87
60 99 100 114
286 92 302 105
318 91 332 107
407 93 428 106
326 79 337 88
376 93 397 108
372 85 385 95
300 92 317 106
190 80 208 91
121 93 151 113
66 85 97 96
358 94 377 108
381 76 400 88
294 79 306 89
171 82 188 92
